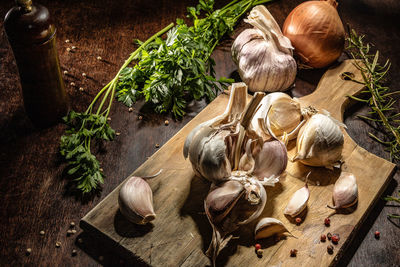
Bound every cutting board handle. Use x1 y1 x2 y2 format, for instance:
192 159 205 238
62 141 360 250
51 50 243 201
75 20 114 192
300 59 365 121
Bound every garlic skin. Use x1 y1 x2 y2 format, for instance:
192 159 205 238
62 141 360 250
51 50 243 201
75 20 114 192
232 5 297 92
118 176 156 225
294 113 344 169
205 177 266 265
284 183 309 217
254 217 290 240
328 172 358 209
250 92 303 141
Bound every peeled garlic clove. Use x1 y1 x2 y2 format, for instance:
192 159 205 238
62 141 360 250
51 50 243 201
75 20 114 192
294 113 344 169
254 217 290 240
232 6 296 92
328 172 358 209
284 183 309 217
118 176 156 225
252 139 287 184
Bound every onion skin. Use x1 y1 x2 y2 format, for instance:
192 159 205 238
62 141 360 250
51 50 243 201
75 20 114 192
283 0 345 68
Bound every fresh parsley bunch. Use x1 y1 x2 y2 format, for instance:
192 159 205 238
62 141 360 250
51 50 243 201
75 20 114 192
61 0 273 194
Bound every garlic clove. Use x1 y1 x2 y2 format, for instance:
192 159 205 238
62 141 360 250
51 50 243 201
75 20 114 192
328 172 358 209
238 139 256 172
205 180 245 225
118 176 156 225
254 217 290 240
250 92 303 141
264 93 302 138
284 182 310 217
252 139 287 184
294 113 344 169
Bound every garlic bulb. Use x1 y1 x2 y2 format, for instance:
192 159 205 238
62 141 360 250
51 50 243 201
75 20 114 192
254 217 290 240
205 177 266 265
184 83 288 185
118 176 156 225
250 92 303 141
284 182 309 217
293 113 344 169
184 82 249 183
232 5 297 92
328 172 358 210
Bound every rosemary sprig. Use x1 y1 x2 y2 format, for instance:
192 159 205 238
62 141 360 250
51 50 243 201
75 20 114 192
384 191 400 219
346 29 400 220
346 29 400 161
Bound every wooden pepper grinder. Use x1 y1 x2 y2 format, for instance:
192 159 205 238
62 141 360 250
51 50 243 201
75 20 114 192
4 0 69 127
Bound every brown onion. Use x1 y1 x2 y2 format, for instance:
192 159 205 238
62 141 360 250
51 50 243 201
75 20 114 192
282 0 345 68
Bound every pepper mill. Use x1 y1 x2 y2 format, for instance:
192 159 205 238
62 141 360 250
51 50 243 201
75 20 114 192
4 0 69 127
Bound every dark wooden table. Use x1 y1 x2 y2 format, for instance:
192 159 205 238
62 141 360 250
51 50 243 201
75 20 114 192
0 0 399 266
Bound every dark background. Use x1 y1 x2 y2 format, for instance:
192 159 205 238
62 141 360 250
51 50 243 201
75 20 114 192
0 0 399 266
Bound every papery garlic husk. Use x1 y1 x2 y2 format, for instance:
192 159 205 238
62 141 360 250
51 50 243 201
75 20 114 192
118 176 156 225
293 113 344 169
254 217 290 240
205 177 266 265
232 5 297 92
250 92 303 141
284 182 309 217
328 172 358 209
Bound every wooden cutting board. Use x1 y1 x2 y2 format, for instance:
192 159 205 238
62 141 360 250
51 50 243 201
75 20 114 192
81 60 395 267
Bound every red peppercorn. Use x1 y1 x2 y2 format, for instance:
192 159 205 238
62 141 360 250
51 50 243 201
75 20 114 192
327 232 332 240
290 249 298 257
320 234 326 242
324 218 331 226
327 245 334 254
374 231 380 239
331 235 340 244
255 244 261 251
295 217 302 225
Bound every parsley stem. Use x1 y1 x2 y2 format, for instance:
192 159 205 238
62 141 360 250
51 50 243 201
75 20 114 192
221 0 241 11
85 81 112 114
90 22 175 118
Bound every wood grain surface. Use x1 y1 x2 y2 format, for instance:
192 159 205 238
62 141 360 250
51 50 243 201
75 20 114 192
0 0 399 266
81 60 396 267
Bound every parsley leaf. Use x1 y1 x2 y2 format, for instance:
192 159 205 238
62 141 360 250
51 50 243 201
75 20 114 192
115 0 273 117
